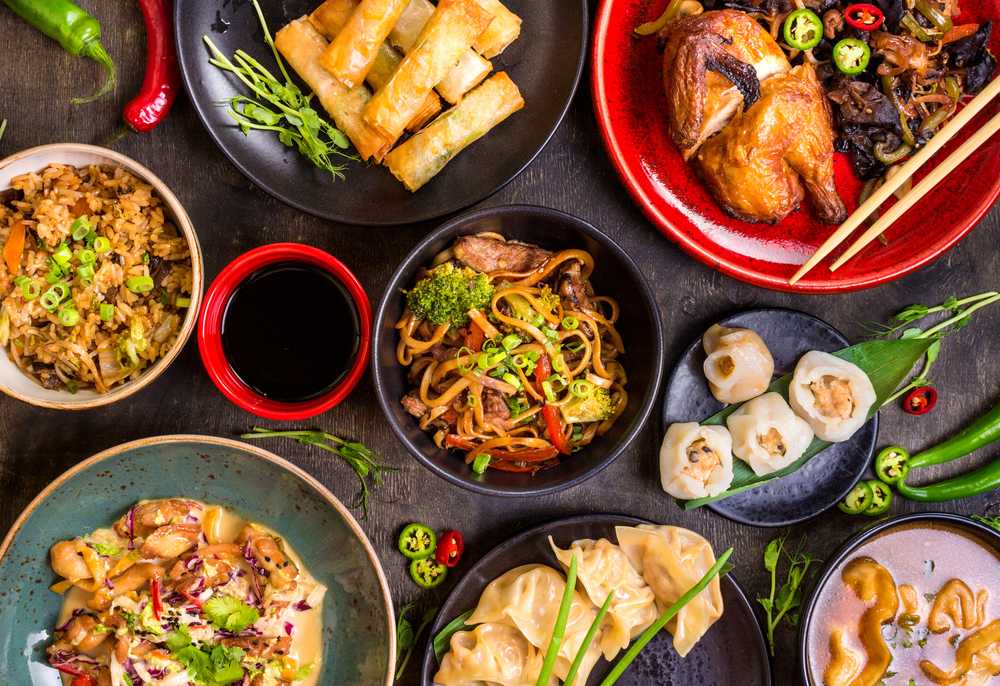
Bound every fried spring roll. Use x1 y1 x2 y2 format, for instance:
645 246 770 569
384 72 524 191
471 0 521 57
318 0 410 88
362 0 495 140
274 18 396 162
387 0 436 53
436 50 492 104
309 0 441 132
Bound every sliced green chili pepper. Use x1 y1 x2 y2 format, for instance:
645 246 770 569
784 9 823 50
839 481 875 514
914 0 954 33
902 12 937 41
2 0 117 103
410 557 448 588
865 480 893 515
398 523 436 560
875 447 911 486
833 38 871 74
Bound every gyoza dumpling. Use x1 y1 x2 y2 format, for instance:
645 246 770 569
788 351 877 442
467 564 607 682
433 622 553 686
726 392 814 476
549 536 658 656
615 525 724 658
702 324 775 404
660 423 734 500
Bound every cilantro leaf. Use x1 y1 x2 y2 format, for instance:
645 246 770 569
166 624 192 651
203 596 259 634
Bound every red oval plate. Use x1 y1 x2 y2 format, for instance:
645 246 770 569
592 0 1000 292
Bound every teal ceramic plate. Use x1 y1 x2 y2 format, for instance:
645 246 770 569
0 434 395 686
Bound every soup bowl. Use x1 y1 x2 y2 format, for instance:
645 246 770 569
0 434 395 686
797 512 1000 685
372 204 665 496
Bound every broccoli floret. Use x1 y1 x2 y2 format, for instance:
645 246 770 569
406 263 494 328
560 387 615 424
502 283 560 322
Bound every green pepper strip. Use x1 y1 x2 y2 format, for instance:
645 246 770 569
874 141 915 165
920 78 961 137
901 11 939 41
914 0 954 33
839 481 875 514
633 0 687 35
865 480 893 514
875 447 911 485
882 75 918 147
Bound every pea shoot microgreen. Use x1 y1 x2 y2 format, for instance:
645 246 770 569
395 602 438 679
203 0 355 180
0 119 7 145
241 427 396 520
756 530 821 656
973 514 1000 532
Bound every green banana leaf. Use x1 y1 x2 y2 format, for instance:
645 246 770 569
681 337 935 510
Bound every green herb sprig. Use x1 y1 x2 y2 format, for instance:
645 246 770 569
0 119 7 145
972 514 1000 532
433 609 475 663
757 530 820 656
203 0 354 179
395 602 438 679
241 427 396 520
166 625 247 685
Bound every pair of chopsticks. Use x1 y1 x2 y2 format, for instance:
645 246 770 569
789 76 1000 285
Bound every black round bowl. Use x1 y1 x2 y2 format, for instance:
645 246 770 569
372 205 665 496
796 512 1000 685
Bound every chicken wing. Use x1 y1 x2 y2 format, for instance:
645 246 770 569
659 10 790 161
696 64 848 225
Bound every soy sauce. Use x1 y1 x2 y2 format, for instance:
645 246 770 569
222 261 360 402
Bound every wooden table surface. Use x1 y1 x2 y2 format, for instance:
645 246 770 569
2 2 999 685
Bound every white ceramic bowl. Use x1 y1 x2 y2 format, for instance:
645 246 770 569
0 144 204 409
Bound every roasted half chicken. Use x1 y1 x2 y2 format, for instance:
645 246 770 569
659 10 790 161
696 63 848 225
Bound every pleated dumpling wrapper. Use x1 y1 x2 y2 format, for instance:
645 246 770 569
548 536 658 656
467 564 607 682
726 392 814 476
788 350 877 442
615 525 725 658
660 423 734 499
433 622 556 686
702 324 775 404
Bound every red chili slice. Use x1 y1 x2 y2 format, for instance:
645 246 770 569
70 676 98 686
180 589 205 610
150 577 164 621
845 3 884 30
435 530 464 567
904 386 938 415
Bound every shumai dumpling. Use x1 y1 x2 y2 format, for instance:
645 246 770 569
788 351 876 442
726 392 814 476
660 423 734 499
702 324 775 404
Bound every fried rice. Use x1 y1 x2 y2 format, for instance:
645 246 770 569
0 163 193 394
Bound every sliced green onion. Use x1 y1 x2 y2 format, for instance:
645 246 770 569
22 281 40 299
532 314 545 327
511 354 529 369
544 327 560 341
45 271 62 284
564 591 614 686
13 275 28 287
175 297 191 308
472 454 491 475
550 375 567 393
542 380 556 403
100 304 115 321
502 334 522 351
85 230 97 245
570 380 594 398
77 265 95 280
535 554 578 686
562 316 579 330
488 352 506 366
126 276 154 293
457 346 475 372
80 277 93 287
502 372 522 389
467 395 477 409
77 249 96 265
72 224 90 241
58 307 80 327
477 353 490 370
40 292 60 312
94 237 111 253
66 379 79 394
142 253 150 263
52 245 73 265
49 283 69 302
527 351 541 362
482 339 500 353
552 354 567 373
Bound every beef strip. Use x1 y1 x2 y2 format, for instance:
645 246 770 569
483 390 518 431
453 236 552 273
557 261 592 312
401 392 430 418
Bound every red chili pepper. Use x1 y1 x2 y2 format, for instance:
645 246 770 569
845 4 884 30
435 530 464 567
150 577 164 621
942 23 980 43
180 589 205 610
905 386 938 415
54 664 87 677
463 322 485 352
70 676 98 686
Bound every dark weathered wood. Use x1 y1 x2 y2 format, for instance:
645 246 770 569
2 3 1000 685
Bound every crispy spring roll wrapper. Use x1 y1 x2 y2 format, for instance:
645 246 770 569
310 0 442 132
318 0 410 88
363 0 495 140
388 0 436 53
274 18 396 162
436 50 492 104
384 72 524 191
471 0 521 57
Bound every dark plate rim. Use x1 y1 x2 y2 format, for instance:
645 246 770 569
173 0 589 227
419 513 773 686
662 307 877 527
371 204 666 497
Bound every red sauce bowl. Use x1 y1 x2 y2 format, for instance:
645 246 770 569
198 243 371 420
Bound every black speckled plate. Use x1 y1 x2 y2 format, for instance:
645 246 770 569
420 514 771 686
174 0 586 226
662 309 878 527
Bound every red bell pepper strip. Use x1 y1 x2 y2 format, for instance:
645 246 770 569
70 676 97 686
150 577 164 621
942 23 980 43
53 663 87 677
463 322 484 352
905 387 938 415
489 459 537 473
435 531 464 567
845 4 884 30
534 355 573 456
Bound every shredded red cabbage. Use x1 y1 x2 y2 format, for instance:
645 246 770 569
104 577 115 590
55 608 87 632
126 507 137 550
284 621 296 636
293 600 311 612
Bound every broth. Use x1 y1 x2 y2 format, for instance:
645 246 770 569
807 523 1000 686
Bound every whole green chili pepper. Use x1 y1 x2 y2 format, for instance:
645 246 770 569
898 458 1000 502
2 0 116 103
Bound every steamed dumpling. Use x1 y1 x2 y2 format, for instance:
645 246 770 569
660 423 734 499
726 392 814 476
702 324 775 404
433 622 552 686
788 351 876 442
615 525 724 658
548 536 658 656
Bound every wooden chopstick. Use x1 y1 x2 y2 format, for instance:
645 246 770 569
788 75 1000 285
830 109 1000 271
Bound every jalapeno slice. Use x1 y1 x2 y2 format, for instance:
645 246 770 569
865 480 894 515
839 480 875 514
410 557 448 588
783 9 823 50
398 523 437 560
833 38 871 74
875 446 911 486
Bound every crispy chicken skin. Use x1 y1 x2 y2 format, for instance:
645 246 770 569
696 64 848 224
659 10 790 161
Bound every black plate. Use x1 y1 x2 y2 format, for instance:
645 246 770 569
662 309 878 527
174 0 587 226
420 514 772 686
